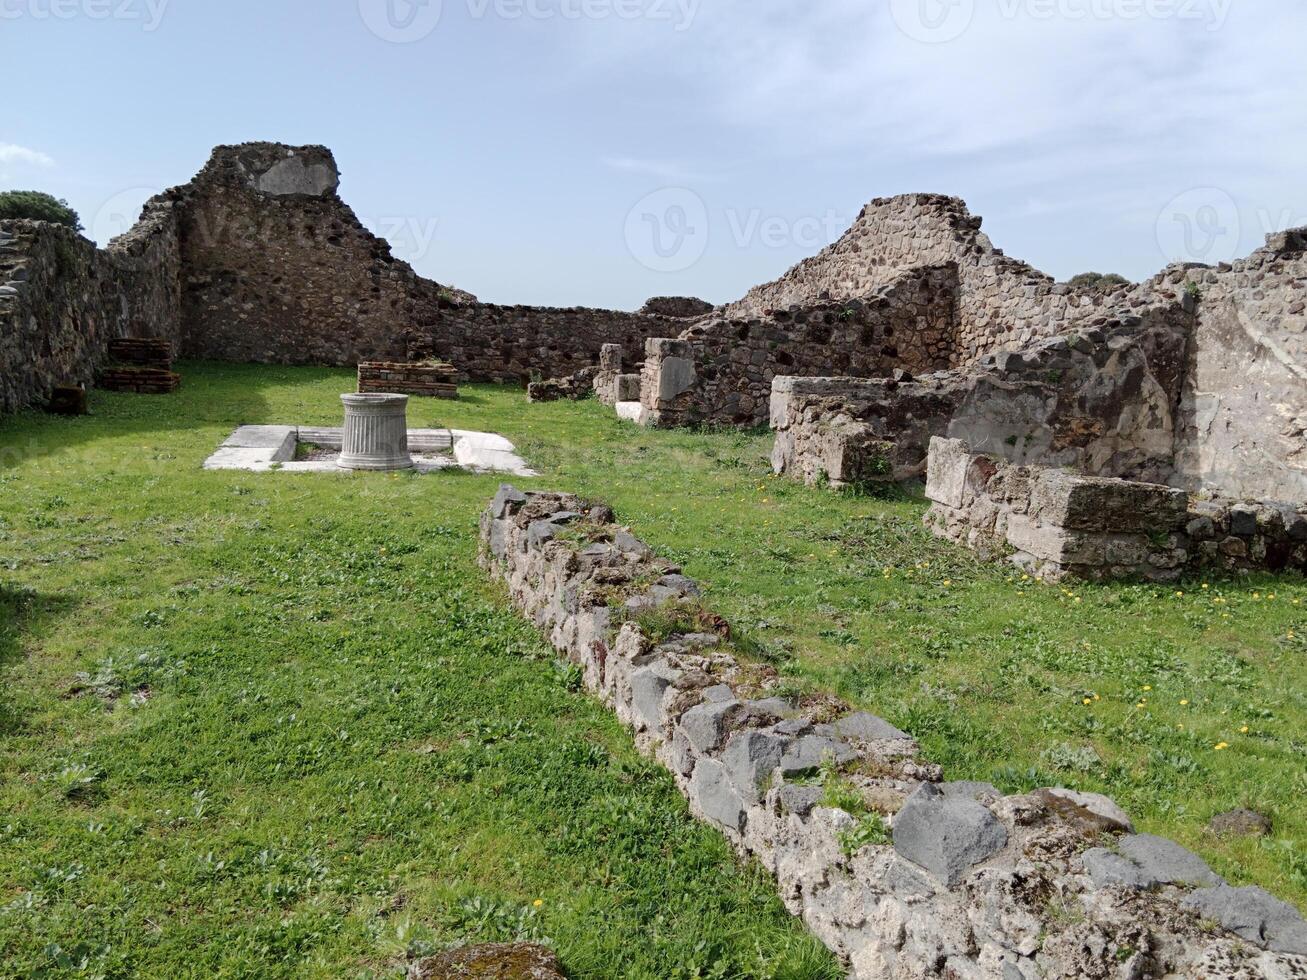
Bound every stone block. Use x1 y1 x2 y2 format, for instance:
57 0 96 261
689 759 747 834
679 700 739 754
1082 848 1154 891
1028 471 1189 534
720 731 787 803
1181 885 1307 954
926 438 972 508
1116 833 1222 887
892 782 1008 886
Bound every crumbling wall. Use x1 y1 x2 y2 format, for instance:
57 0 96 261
166 142 673 381
0 203 181 414
925 438 1307 582
1167 234 1307 501
482 485 1307 979
726 194 1135 364
641 265 958 427
772 309 1190 488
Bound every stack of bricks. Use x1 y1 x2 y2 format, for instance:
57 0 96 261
357 360 459 399
98 337 181 394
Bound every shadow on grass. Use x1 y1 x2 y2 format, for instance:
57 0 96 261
0 583 73 736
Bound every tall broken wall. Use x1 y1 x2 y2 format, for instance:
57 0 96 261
165 142 673 380
0 202 181 414
1165 234 1307 501
726 194 1137 365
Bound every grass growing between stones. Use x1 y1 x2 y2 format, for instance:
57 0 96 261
1 364 1304 977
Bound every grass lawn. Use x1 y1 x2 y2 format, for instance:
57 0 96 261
2 363 1304 976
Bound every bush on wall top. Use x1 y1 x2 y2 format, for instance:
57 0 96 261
0 190 83 231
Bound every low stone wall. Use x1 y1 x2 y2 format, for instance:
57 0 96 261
925 438 1307 582
772 308 1191 490
771 375 963 486
640 266 958 428
481 486 1306 978
0 203 181 414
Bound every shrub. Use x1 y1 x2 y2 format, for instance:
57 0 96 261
1068 272 1130 292
0 190 82 231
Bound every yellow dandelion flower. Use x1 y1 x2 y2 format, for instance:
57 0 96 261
1180 699 1190 706
943 580 953 587
1175 591 1184 598
1202 583 1210 590
1214 742 1229 751
1083 698 1092 706
1094 694 1100 701
533 899 544 908
1143 685 1152 692
1240 726 1250 734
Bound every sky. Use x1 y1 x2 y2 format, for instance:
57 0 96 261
3 0 1306 309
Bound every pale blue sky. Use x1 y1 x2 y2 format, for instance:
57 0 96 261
4 0 1306 308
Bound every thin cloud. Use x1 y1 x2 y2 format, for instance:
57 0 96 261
0 143 55 168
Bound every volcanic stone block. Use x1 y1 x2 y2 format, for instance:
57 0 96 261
892 782 1008 886
1182 885 1307 954
1116 833 1222 887
926 437 972 508
1029 471 1189 534
690 759 747 834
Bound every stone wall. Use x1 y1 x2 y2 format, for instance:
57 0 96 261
1164 238 1307 502
925 438 1307 582
772 308 1191 488
481 485 1307 979
158 142 675 383
725 194 1135 365
640 265 958 427
0 201 181 414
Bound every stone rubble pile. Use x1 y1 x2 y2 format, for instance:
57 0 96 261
481 486 1307 979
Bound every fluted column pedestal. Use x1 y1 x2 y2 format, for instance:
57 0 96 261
337 393 414 471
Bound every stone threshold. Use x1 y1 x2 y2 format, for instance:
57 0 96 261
481 486 1306 979
202 425 537 476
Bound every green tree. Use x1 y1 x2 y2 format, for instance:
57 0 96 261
0 190 83 231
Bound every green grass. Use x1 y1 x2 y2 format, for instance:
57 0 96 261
0 365 840 979
2 363 1304 976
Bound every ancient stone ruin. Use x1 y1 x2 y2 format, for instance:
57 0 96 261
5 139 1306 976
481 486 1307 980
